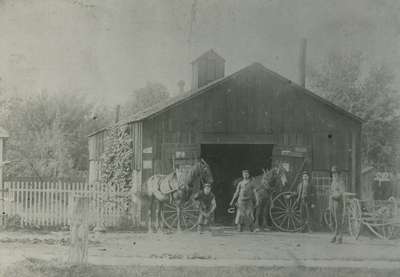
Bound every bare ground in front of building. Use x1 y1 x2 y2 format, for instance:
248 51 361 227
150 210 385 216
0 228 400 276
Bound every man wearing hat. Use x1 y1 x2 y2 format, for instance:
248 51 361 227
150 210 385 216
329 165 346 244
194 183 216 233
297 170 315 233
230 169 255 232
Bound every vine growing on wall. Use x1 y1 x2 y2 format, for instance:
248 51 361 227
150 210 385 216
100 125 134 192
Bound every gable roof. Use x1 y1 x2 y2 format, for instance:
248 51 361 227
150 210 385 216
89 62 363 137
191 49 225 64
124 62 363 123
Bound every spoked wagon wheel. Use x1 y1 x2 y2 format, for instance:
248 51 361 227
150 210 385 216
161 199 200 231
348 198 362 240
270 192 305 232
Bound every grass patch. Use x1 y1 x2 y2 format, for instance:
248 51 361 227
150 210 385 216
2 258 400 277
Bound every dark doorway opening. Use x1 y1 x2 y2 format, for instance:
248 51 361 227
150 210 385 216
201 144 273 225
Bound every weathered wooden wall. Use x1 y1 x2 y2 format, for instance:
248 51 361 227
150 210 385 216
142 64 361 193
88 64 362 227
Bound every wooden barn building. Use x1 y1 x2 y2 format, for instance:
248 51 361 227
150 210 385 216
88 49 362 225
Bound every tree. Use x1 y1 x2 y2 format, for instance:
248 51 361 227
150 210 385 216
100 125 134 191
308 51 400 171
0 92 113 180
122 82 169 117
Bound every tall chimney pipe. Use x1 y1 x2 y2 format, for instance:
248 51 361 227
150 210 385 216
299 38 307 88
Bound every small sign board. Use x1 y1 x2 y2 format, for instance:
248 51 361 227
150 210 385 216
281 150 304 158
143 147 152 154
294 147 307 153
143 160 152 169
374 172 390 182
175 151 186 158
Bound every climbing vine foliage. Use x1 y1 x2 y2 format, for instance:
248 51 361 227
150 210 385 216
100 126 134 192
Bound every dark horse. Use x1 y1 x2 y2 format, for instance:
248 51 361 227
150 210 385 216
253 166 287 231
144 159 213 233
231 165 287 231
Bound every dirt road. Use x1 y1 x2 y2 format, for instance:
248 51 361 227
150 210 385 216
1 229 400 269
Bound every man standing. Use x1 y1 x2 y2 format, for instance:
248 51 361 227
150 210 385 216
194 183 216 233
297 171 315 233
230 169 255 232
329 166 346 244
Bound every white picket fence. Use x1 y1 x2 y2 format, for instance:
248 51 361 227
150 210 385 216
0 180 132 228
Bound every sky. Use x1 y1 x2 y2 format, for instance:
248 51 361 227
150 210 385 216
0 0 399 106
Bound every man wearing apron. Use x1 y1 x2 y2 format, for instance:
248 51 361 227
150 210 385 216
230 169 255 232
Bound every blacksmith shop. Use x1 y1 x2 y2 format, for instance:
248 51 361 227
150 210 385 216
88 49 362 225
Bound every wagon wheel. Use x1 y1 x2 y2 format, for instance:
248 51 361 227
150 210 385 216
270 192 305 232
161 199 200 231
348 199 362 240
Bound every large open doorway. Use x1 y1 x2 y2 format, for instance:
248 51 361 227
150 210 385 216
201 144 274 225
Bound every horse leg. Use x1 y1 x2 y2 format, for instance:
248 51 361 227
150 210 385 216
155 200 162 233
254 205 260 231
159 201 164 233
264 197 271 229
259 197 267 230
147 195 153 234
265 196 272 229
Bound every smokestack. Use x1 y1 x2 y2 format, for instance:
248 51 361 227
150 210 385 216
299 38 307 88
115 105 120 123
177 80 185 94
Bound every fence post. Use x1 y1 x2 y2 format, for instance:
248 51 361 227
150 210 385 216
68 196 90 264
93 182 106 233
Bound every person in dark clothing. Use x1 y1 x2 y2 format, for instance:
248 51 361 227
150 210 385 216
194 183 216 233
297 171 315 233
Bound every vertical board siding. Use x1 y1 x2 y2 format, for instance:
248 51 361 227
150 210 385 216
0 180 138 228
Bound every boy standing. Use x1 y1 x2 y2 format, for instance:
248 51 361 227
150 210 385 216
297 171 315 233
194 183 216 233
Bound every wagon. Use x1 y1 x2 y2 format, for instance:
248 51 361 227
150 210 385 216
161 199 201 231
347 197 400 240
268 162 308 232
269 191 306 232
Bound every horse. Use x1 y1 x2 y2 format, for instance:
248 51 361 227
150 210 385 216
252 165 288 231
144 159 213 233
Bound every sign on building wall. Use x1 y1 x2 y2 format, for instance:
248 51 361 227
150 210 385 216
143 160 152 169
143 147 152 154
374 172 391 182
175 151 186 158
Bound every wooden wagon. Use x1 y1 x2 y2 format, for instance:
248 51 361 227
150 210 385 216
348 197 400 240
322 193 400 240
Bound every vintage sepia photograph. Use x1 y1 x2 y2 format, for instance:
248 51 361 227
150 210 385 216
0 1 400 276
